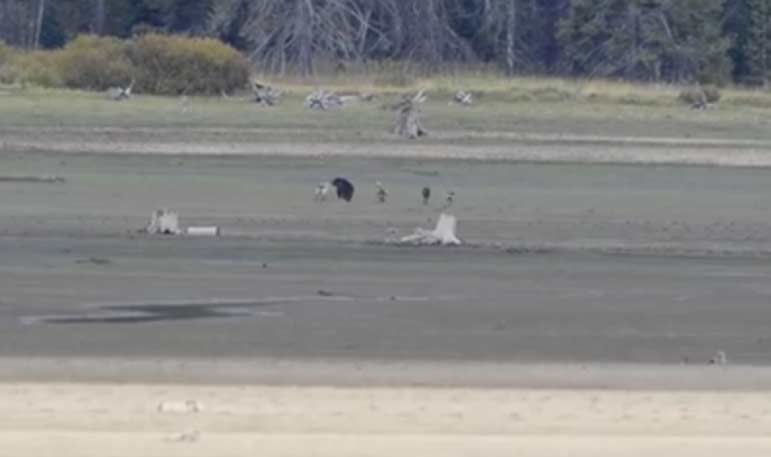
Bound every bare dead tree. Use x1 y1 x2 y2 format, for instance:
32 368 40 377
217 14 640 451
0 0 47 49
210 0 390 76
32 0 45 49
94 0 106 35
396 0 474 68
504 0 515 75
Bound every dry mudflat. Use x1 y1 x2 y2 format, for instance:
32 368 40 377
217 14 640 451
2 150 771 455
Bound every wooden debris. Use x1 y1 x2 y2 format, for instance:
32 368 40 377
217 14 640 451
710 350 728 365
107 79 134 101
452 90 473 106
305 90 344 111
252 80 282 106
145 209 181 235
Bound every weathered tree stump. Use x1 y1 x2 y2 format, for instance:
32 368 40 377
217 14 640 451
394 90 428 139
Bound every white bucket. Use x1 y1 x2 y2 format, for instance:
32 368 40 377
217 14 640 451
186 226 220 237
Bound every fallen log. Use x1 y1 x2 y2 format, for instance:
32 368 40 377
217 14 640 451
252 81 282 106
305 90 344 111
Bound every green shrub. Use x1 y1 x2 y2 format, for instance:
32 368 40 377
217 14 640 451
0 34 250 95
127 34 250 95
0 41 14 66
56 35 134 90
12 51 63 87
701 84 721 103
0 41 18 84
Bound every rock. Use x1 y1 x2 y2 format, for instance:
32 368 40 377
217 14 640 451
157 400 202 414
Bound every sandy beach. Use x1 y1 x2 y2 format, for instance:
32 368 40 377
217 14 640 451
3 373 771 457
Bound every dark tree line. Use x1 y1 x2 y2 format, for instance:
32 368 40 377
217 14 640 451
2 0 771 84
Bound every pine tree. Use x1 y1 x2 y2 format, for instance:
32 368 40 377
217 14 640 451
746 0 771 85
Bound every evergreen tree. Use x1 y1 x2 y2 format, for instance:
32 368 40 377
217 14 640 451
558 0 731 83
745 0 771 84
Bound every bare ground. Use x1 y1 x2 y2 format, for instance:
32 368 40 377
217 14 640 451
3 381 771 457
4 93 771 455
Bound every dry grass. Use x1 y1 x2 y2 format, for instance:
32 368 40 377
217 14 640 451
252 71 771 108
3 73 771 146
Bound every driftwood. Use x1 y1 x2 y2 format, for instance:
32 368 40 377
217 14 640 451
336 91 377 105
145 209 181 235
305 90 344 111
304 90 375 111
393 90 428 139
107 79 134 101
252 81 282 106
452 90 473 106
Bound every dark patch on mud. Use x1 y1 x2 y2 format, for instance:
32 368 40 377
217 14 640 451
25 302 279 325
0 175 66 184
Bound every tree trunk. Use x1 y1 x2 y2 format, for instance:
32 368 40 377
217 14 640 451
94 0 106 35
394 93 427 139
33 0 45 49
505 0 516 76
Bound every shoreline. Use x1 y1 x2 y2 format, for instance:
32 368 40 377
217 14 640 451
4 134 771 168
2 357 771 390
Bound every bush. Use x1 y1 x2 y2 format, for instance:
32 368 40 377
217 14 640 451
0 35 250 95
57 35 134 90
127 34 250 95
678 85 721 106
0 41 18 84
11 51 63 87
0 41 14 67
702 84 721 103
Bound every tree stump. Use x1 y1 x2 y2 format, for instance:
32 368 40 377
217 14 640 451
394 90 428 139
